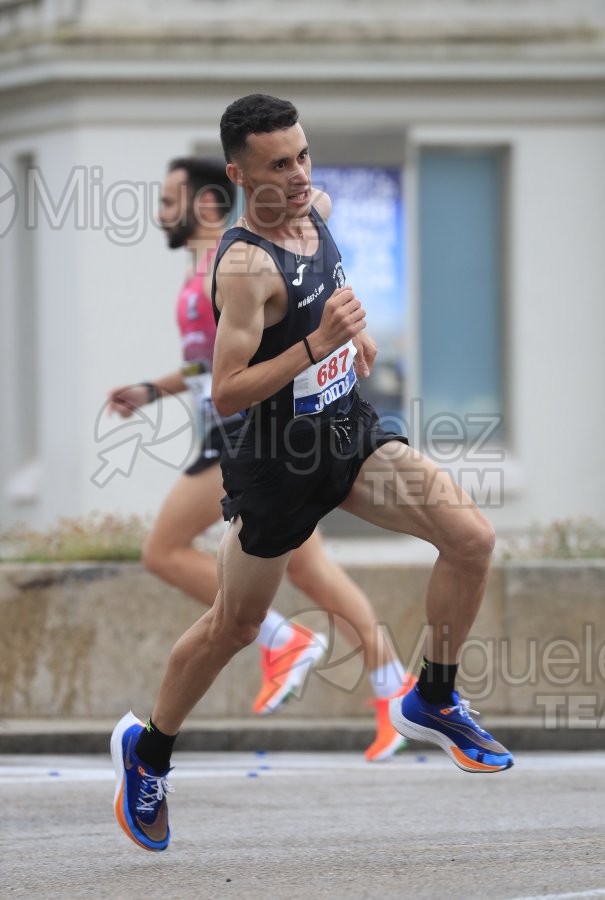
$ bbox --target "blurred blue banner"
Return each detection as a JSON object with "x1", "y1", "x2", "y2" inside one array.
[{"x1": 313, "y1": 165, "x2": 406, "y2": 416}]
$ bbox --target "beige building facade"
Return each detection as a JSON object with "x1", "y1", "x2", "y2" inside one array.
[{"x1": 1, "y1": 0, "x2": 604, "y2": 536}]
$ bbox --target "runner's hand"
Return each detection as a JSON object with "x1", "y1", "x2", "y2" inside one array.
[
  {"x1": 353, "y1": 333, "x2": 377, "y2": 377},
  {"x1": 315, "y1": 286, "x2": 366, "y2": 358},
  {"x1": 107, "y1": 384, "x2": 149, "y2": 418}
]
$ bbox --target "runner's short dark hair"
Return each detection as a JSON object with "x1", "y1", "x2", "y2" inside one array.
[
  {"x1": 220, "y1": 94, "x2": 299, "y2": 162},
  {"x1": 168, "y1": 156, "x2": 235, "y2": 214}
]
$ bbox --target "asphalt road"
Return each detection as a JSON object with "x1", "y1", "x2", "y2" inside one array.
[{"x1": 2, "y1": 751, "x2": 605, "y2": 899}]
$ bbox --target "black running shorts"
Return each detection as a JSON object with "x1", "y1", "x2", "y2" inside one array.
[
  {"x1": 220, "y1": 395, "x2": 408, "y2": 558},
  {"x1": 185, "y1": 419, "x2": 243, "y2": 476}
]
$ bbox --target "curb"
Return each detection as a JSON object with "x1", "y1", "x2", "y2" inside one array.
[{"x1": 1, "y1": 718, "x2": 604, "y2": 755}]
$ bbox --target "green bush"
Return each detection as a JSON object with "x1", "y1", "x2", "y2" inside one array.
[
  {"x1": 499, "y1": 517, "x2": 605, "y2": 561},
  {"x1": 0, "y1": 513, "x2": 151, "y2": 562}
]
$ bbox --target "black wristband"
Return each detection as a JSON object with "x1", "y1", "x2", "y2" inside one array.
[
  {"x1": 140, "y1": 382, "x2": 158, "y2": 404},
  {"x1": 302, "y1": 336, "x2": 316, "y2": 365}
]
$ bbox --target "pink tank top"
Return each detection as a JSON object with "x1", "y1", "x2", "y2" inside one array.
[
  {"x1": 176, "y1": 247, "x2": 218, "y2": 368},
  {"x1": 176, "y1": 247, "x2": 217, "y2": 415}
]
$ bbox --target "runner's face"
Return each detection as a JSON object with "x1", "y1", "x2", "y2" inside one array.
[
  {"x1": 239, "y1": 123, "x2": 312, "y2": 226},
  {"x1": 159, "y1": 169, "x2": 195, "y2": 249}
]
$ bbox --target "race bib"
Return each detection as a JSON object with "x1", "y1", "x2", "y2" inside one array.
[{"x1": 293, "y1": 340, "x2": 357, "y2": 416}]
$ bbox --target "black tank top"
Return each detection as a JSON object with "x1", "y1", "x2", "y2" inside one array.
[{"x1": 211, "y1": 206, "x2": 357, "y2": 440}]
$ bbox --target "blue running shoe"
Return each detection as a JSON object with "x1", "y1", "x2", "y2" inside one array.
[
  {"x1": 389, "y1": 687, "x2": 514, "y2": 773},
  {"x1": 110, "y1": 711, "x2": 173, "y2": 851}
]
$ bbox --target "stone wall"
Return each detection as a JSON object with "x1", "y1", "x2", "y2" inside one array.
[{"x1": 1, "y1": 560, "x2": 604, "y2": 727}]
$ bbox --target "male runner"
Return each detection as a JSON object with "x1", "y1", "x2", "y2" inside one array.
[
  {"x1": 111, "y1": 105, "x2": 512, "y2": 851},
  {"x1": 107, "y1": 157, "x2": 415, "y2": 815}
]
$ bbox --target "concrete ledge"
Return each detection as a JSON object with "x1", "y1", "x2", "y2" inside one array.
[
  {"x1": 1, "y1": 560, "x2": 605, "y2": 728},
  {"x1": 1, "y1": 716, "x2": 604, "y2": 755}
]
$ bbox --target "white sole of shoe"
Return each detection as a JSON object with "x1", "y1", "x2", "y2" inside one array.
[{"x1": 110, "y1": 711, "x2": 141, "y2": 811}]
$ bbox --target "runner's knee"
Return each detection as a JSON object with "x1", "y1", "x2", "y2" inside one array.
[
  {"x1": 443, "y1": 514, "x2": 495, "y2": 569},
  {"x1": 214, "y1": 615, "x2": 260, "y2": 651},
  {"x1": 234, "y1": 621, "x2": 261, "y2": 649},
  {"x1": 142, "y1": 534, "x2": 165, "y2": 577}
]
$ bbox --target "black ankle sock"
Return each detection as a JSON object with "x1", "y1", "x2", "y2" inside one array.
[
  {"x1": 417, "y1": 657, "x2": 458, "y2": 705},
  {"x1": 135, "y1": 718, "x2": 178, "y2": 773}
]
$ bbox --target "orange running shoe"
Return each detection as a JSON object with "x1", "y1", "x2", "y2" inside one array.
[
  {"x1": 364, "y1": 673, "x2": 418, "y2": 762},
  {"x1": 252, "y1": 624, "x2": 327, "y2": 715}
]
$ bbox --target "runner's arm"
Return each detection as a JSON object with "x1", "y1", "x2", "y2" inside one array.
[
  {"x1": 107, "y1": 370, "x2": 187, "y2": 417},
  {"x1": 212, "y1": 248, "x2": 366, "y2": 417},
  {"x1": 212, "y1": 255, "x2": 314, "y2": 417}
]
